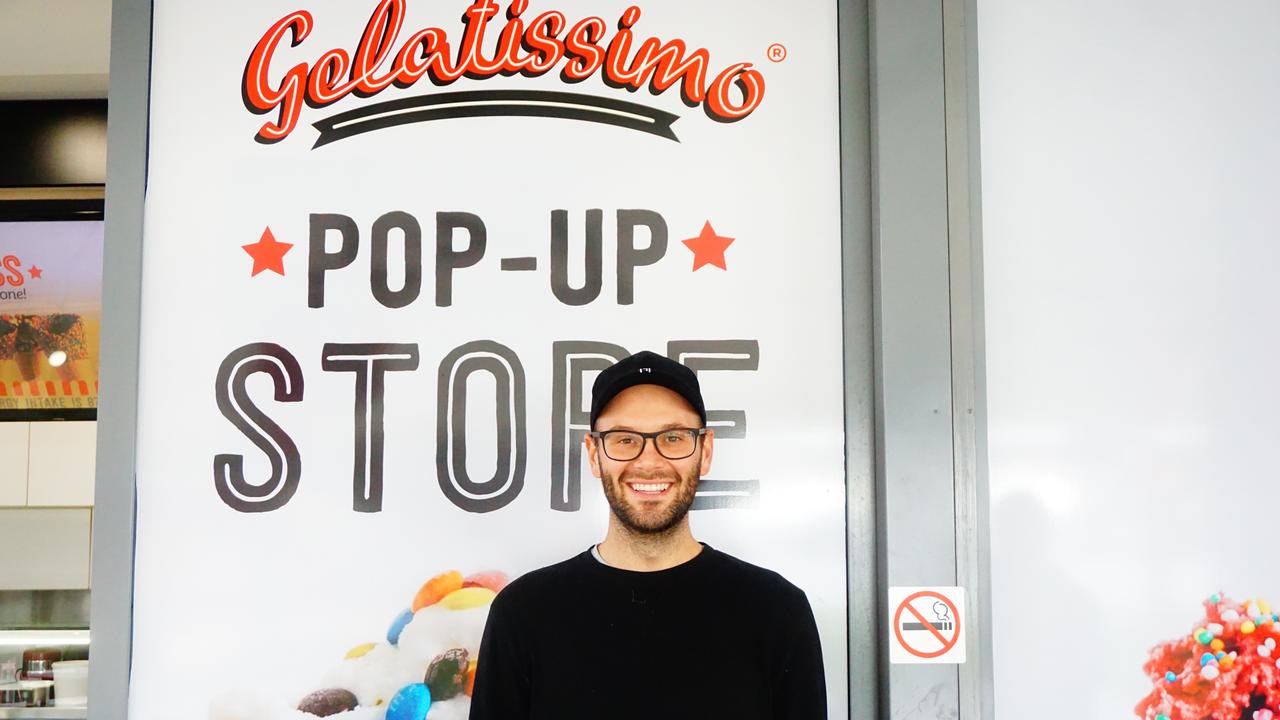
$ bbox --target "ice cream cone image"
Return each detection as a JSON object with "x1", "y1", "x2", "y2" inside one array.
[{"x1": 15, "y1": 350, "x2": 39, "y2": 381}]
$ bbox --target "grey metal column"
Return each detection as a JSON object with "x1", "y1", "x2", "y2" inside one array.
[
  {"x1": 839, "y1": 0, "x2": 878, "y2": 718},
  {"x1": 944, "y1": 0, "x2": 994, "y2": 718},
  {"x1": 87, "y1": 0, "x2": 151, "y2": 717},
  {"x1": 869, "y1": 0, "x2": 989, "y2": 717}
]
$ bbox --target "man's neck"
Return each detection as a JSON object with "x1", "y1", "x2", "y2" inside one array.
[{"x1": 596, "y1": 517, "x2": 703, "y2": 571}]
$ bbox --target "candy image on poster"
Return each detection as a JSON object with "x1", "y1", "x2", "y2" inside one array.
[
  {"x1": 211, "y1": 569, "x2": 505, "y2": 719},
  {"x1": 1137, "y1": 594, "x2": 1280, "y2": 720}
]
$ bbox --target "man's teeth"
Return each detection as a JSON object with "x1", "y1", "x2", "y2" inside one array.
[{"x1": 630, "y1": 483, "x2": 671, "y2": 492}]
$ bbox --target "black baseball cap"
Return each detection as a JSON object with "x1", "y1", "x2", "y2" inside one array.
[{"x1": 590, "y1": 351, "x2": 706, "y2": 429}]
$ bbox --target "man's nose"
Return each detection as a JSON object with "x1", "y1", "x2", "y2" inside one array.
[{"x1": 634, "y1": 437, "x2": 668, "y2": 464}]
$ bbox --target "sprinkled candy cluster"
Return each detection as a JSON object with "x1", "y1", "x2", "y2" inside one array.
[
  {"x1": 209, "y1": 569, "x2": 507, "y2": 720},
  {"x1": 1137, "y1": 593, "x2": 1280, "y2": 720}
]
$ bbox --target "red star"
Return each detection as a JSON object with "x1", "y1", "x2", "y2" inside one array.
[
  {"x1": 242, "y1": 227, "x2": 293, "y2": 277},
  {"x1": 28, "y1": 266, "x2": 43, "y2": 280},
  {"x1": 681, "y1": 221, "x2": 735, "y2": 271}
]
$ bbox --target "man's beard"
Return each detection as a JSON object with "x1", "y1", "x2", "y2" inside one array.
[{"x1": 601, "y1": 460, "x2": 700, "y2": 535}]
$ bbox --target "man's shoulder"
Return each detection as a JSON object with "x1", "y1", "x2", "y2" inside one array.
[
  {"x1": 704, "y1": 547, "x2": 810, "y2": 606},
  {"x1": 491, "y1": 551, "x2": 592, "y2": 608}
]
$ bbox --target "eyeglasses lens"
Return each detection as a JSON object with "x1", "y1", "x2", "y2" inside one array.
[{"x1": 603, "y1": 430, "x2": 697, "y2": 461}]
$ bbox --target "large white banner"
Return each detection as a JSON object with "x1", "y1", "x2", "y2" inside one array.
[
  {"x1": 133, "y1": 1, "x2": 848, "y2": 717},
  {"x1": 980, "y1": 3, "x2": 1280, "y2": 720}
]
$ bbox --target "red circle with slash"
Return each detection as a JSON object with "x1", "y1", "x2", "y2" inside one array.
[{"x1": 892, "y1": 590, "x2": 961, "y2": 658}]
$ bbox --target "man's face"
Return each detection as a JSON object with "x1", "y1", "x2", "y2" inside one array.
[{"x1": 585, "y1": 384, "x2": 714, "y2": 535}]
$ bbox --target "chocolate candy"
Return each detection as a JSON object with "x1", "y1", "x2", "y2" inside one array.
[
  {"x1": 297, "y1": 688, "x2": 358, "y2": 717},
  {"x1": 385, "y1": 683, "x2": 432, "y2": 720},
  {"x1": 387, "y1": 608, "x2": 415, "y2": 646},
  {"x1": 424, "y1": 648, "x2": 470, "y2": 701}
]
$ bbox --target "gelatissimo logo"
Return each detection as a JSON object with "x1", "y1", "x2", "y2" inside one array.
[{"x1": 242, "y1": 0, "x2": 766, "y2": 147}]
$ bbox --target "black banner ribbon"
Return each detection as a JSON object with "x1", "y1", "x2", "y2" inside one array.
[{"x1": 311, "y1": 89, "x2": 681, "y2": 148}]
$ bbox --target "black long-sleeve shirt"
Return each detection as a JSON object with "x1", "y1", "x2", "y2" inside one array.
[{"x1": 469, "y1": 544, "x2": 827, "y2": 720}]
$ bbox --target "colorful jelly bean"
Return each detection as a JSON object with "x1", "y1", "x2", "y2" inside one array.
[
  {"x1": 385, "y1": 683, "x2": 432, "y2": 720},
  {"x1": 1209, "y1": 593, "x2": 1221, "y2": 604},
  {"x1": 1200, "y1": 652, "x2": 1215, "y2": 666},
  {"x1": 344, "y1": 642, "x2": 376, "y2": 660},
  {"x1": 412, "y1": 571, "x2": 464, "y2": 612},
  {"x1": 1164, "y1": 671, "x2": 1176, "y2": 683},
  {"x1": 387, "y1": 608, "x2": 415, "y2": 646},
  {"x1": 466, "y1": 659, "x2": 478, "y2": 697},
  {"x1": 1210, "y1": 638, "x2": 1225, "y2": 652},
  {"x1": 1242, "y1": 620, "x2": 1257, "y2": 635},
  {"x1": 1195, "y1": 630, "x2": 1214, "y2": 644},
  {"x1": 463, "y1": 570, "x2": 510, "y2": 593},
  {"x1": 1201, "y1": 664, "x2": 1220, "y2": 680},
  {"x1": 1207, "y1": 623, "x2": 1224, "y2": 636},
  {"x1": 439, "y1": 586, "x2": 497, "y2": 611}
]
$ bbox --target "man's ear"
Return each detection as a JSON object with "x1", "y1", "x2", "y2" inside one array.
[
  {"x1": 698, "y1": 428, "x2": 714, "y2": 477},
  {"x1": 584, "y1": 433, "x2": 603, "y2": 479}
]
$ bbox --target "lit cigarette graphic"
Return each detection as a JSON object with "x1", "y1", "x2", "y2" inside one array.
[
  {"x1": 902, "y1": 621, "x2": 953, "y2": 631},
  {"x1": 903, "y1": 601, "x2": 954, "y2": 631}
]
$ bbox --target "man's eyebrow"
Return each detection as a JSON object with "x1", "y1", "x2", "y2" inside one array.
[{"x1": 599, "y1": 422, "x2": 693, "y2": 432}]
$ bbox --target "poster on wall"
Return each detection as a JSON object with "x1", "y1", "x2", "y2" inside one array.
[
  {"x1": 0, "y1": 219, "x2": 102, "y2": 416},
  {"x1": 132, "y1": 1, "x2": 849, "y2": 717}
]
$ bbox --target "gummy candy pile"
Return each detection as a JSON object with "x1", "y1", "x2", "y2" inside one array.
[
  {"x1": 211, "y1": 569, "x2": 506, "y2": 720},
  {"x1": 1136, "y1": 594, "x2": 1280, "y2": 720}
]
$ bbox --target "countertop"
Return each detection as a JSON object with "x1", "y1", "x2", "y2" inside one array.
[{"x1": 0, "y1": 709, "x2": 87, "y2": 719}]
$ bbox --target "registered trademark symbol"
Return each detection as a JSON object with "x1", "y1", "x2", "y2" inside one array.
[{"x1": 767, "y1": 43, "x2": 788, "y2": 62}]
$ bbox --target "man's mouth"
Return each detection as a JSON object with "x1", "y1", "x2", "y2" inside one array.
[{"x1": 626, "y1": 481, "x2": 672, "y2": 496}]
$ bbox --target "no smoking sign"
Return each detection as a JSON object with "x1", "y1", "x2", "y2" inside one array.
[{"x1": 888, "y1": 586, "x2": 966, "y2": 664}]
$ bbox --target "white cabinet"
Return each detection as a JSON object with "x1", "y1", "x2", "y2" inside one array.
[
  {"x1": 0, "y1": 422, "x2": 30, "y2": 506},
  {"x1": 27, "y1": 421, "x2": 97, "y2": 506},
  {"x1": 0, "y1": 508, "x2": 92, "y2": 589}
]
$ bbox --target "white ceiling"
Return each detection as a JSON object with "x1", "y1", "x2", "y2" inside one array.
[{"x1": 0, "y1": 0, "x2": 112, "y2": 100}]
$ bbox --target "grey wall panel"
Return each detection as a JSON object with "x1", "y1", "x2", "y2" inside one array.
[
  {"x1": 838, "y1": 0, "x2": 879, "y2": 718},
  {"x1": 943, "y1": 0, "x2": 994, "y2": 717},
  {"x1": 88, "y1": 0, "x2": 151, "y2": 717},
  {"x1": 869, "y1": 0, "x2": 984, "y2": 716},
  {"x1": 871, "y1": 0, "x2": 956, "y2": 584}
]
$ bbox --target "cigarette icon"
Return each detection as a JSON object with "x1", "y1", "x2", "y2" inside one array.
[
  {"x1": 903, "y1": 601, "x2": 954, "y2": 631},
  {"x1": 902, "y1": 621, "x2": 954, "y2": 631}
]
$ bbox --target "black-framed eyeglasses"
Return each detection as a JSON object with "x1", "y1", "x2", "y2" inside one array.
[{"x1": 589, "y1": 428, "x2": 707, "y2": 461}]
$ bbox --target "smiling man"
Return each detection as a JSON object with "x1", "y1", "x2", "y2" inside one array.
[{"x1": 470, "y1": 351, "x2": 827, "y2": 720}]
